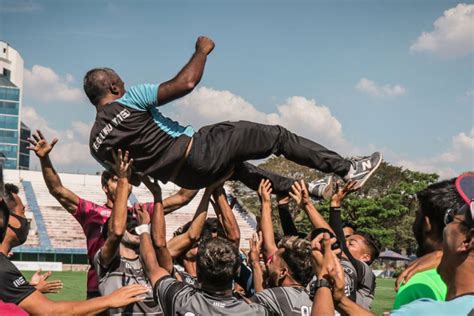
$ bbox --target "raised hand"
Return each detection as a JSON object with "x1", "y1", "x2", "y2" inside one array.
[
  {"x1": 27, "y1": 130, "x2": 58, "y2": 158},
  {"x1": 310, "y1": 232, "x2": 341, "y2": 278},
  {"x1": 196, "y1": 36, "x2": 215, "y2": 55},
  {"x1": 331, "y1": 180, "x2": 357, "y2": 208},
  {"x1": 289, "y1": 180, "x2": 310, "y2": 208},
  {"x1": 257, "y1": 179, "x2": 272, "y2": 204},
  {"x1": 106, "y1": 284, "x2": 148, "y2": 309},
  {"x1": 109, "y1": 149, "x2": 133, "y2": 179},
  {"x1": 134, "y1": 203, "x2": 151, "y2": 226},
  {"x1": 249, "y1": 231, "x2": 263, "y2": 264}
]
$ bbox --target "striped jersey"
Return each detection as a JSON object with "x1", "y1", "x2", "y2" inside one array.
[
  {"x1": 154, "y1": 276, "x2": 269, "y2": 315},
  {"x1": 253, "y1": 287, "x2": 313, "y2": 316}
]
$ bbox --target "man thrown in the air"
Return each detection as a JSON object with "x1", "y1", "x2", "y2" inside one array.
[{"x1": 84, "y1": 36, "x2": 382, "y2": 195}]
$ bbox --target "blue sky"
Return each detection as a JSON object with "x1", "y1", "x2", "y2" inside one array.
[{"x1": 0, "y1": 0, "x2": 472, "y2": 177}]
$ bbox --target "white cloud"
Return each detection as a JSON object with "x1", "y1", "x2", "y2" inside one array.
[
  {"x1": 355, "y1": 78, "x2": 406, "y2": 97},
  {"x1": 410, "y1": 3, "x2": 474, "y2": 58},
  {"x1": 24, "y1": 65, "x2": 84, "y2": 103},
  {"x1": 22, "y1": 106, "x2": 100, "y2": 172},
  {"x1": 173, "y1": 87, "x2": 354, "y2": 155},
  {"x1": 394, "y1": 128, "x2": 474, "y2": 179}
]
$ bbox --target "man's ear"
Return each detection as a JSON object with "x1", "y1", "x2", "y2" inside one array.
[
  {"x1": 360, "y1": 253, "x2": 371, "y2": 263},
  {"x1": 110, "y1": 83, "x2": 120, "y2": 95},
  {"x1": 423, "y1": 216, "x2": 432, "y2": 234}
]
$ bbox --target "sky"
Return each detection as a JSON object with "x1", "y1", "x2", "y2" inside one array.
[{"x1": 0, "y1": 0, "x2": 472, "y2": 178}]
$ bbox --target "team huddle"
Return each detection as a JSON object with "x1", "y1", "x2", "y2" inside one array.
[{"x1": 0, "y1": 36, "x2": 472, "y2": 315}]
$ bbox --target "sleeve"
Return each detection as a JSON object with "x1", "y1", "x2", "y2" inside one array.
[
  {"x1": 153, "y1": 275, "x2": 193, "y2": 315},
  {"x1": 0, "y1": 260, "x2": 36, "y2": 305},
  {"x1": 277, "y1": 204, "x2": 299, "y2": 237},
  {"x1": 252, "y1": 289, "x2": 280, "y2": 315},
  {"x1": 393, "y1": 281, "x2": 437, "y2": 310},
  {"x1": 116, "y1": 84, "x2": 159, "y2": 111},
  {"x1": 72, "y1": 198, "x2": 92, "y2": 226},
  {"x1": 93, "y1": 248, "x2": 111, "y2": 279}
]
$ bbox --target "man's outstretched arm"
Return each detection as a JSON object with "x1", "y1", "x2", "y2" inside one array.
[
  {"x1": 157, "y1": 36, "x2": 215, "y2": 106},
  {"x1": 27, "y1": 130, "x2": 79, "y2": 214}
]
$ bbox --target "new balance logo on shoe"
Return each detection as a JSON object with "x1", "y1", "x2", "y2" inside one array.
[{"x1": 362, "y1": 160, "x2": 372, "y2": 171}]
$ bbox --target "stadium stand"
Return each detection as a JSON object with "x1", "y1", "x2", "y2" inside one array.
[{"x1": 4, "y1": 169, "x2": 256, "y2": 263}]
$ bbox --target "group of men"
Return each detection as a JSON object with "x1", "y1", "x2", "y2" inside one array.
[{"x1": 0, "y1": 35, "x2": 472, "y2": 315}]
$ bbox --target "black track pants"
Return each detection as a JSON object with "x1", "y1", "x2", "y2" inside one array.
[{"x1": 174, "y1": 121, "x2": 350, "y2": 192}]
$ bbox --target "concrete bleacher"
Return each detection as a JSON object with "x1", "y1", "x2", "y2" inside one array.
[{"x1": 4, "y1": 169, "x2": 256, "y2": 252}]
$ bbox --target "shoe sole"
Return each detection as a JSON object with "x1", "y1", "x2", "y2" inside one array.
[
  {"x1": 352, "y1": 153, "x2": 383, "y2": 190},
  {"x1": 321, "y1": 176, "x2": 335, "y2": 199}
]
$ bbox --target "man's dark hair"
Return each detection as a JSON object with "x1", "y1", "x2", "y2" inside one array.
[
  {"x1": 417, "y1": 178, "x2": 464, "y2": 242},
  {"x1": 196, "y1": 237, "x2": 241, "y2": 290},
  {"x1": 278, "y1": 236, "x2": 313, "y2": 286},
  {"x1": 342, "y1": 221, "x2": 358, "y2": 232},
  {"x1": 4, "y1": 183, "x2": 19, "y2": 201},
  {"x1": 101, "y1": 170, "x2": 114, "y2": 188},
  {"x1": 356, "y1": 231, "x2": 380, "y2": 265},
  {"x1": 83, "y1": 68, "x2": 121, "y2": 105},
  {"x1": 201, "y1": 218, "x2": 225, "y2": 242}
]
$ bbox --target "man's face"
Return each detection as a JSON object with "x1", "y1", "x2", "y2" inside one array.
[
  {"x1": 345, "y1": 235, "x2": 370, "y2": 263},
  {"x1": 122, "y1": 230, "x2": 140, "y2": 249},
  {"x1": 266, "y1": 248, "x2": 286, "y2": 287},
  {"x1": 103, "y1": 176, "x2": 132, "y2": 202},
  {"x1": 442, "y1": 212, "x2": 471, "y2": 257},
  {"x1": 438, "y1": 210, "x2": 472, "y2": 283}
]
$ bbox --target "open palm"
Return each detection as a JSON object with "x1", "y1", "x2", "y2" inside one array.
[{"x1": 27, "y1": 130, "x2": 58, "y2": 158}]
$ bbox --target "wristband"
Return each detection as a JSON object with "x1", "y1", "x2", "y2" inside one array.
[
  {"x1": 135, "y1": 224, "x2": 150, "y2": 235},
  {"x1": 314, "y1": 278, "x2": 331, "y2": 290}
]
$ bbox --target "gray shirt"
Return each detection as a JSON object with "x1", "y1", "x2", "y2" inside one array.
[
  {"x1": 253, "y1": 287, "x2": 313, "y2": 316},
  {"x1": 154, "y1": 275, "x2": 269, "y2": 315},
  {"x1": 94, "y1": 249, "x2": 163, "y2": 315},
  {"x1": 341, "y1": 258, "x2": 375, "y2": 310}
]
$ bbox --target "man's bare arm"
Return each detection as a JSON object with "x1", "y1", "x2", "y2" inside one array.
[
  {"x1": 258, "y1": 179, "x2": 278, "y2": 258},
  {"x1": 167, "y1": 188, "x2": 212, "y2": 258},
  {"x1": 163, "y1": 188, "x2": 198, "y2": 215},
  {"x1": 212, "y1": 187, "x2": 240, "y2": 247},
  {"x1": 100, "y1": 150, "x2": 133, "y2": 267},
  {"x1": 19, "y1": 285, "x2": 148, "y2": 316},
  {"x1": 290, "y1": 180, "x2": 333, "y2": 233},
  {"x1": 140, "y1": 231, "x2": 170, "y2": 288},
  {"x1": 27, "y1": 130, "x2": 79, "y2": 214},
  {"x1": 141, "y1": 178, "x2": 174, "y2": 274},
  {"x1": 157, "y1": 36, "x2": 215, "y2": 106}
]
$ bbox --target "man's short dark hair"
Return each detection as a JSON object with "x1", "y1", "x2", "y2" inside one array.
[
  {"x1": 356, "y1": 231, "x2": 380, "y2": 265},
  {"x1": 101, "y1": 170, "x2": 114, "y2": 188},
  {"x1": 278, "y1": 236, "x2": 313, "y2": 286},
  {"x1": 342, "y1": 221, "x2": 358, "y2": 232},
  {"x1": 83, "y1": 68, "x2": 121, "y2": 105},
  {"x1": 201, "y1": 218, "x2": 225, "y2": 242},
  {"x1": 417, "y1": 178, "x2": 465, "y2": 242},
  {"x1": 4, "y1": 183, "x2": 19, "y2": 201},
  {"x1": 196, "y1": 237, "x2": 241, "y2": 290}
]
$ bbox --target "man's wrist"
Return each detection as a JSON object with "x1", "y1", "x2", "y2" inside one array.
[{"x1": 135, "y1": 224, "x2": 150, "y2": 235}]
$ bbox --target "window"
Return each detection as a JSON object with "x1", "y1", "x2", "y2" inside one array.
[
  {"x1": 0, "y1": 88, "x2": 19, "y2": 102},
  {"x1": 0, "y1": 144, "x2": 18, "y2": 158},
  {"x1": 0, "y1": 101, "x2": 19, "y2": 115},
  {"x1": 19, "y1": 153, "x2": 29, "y2": 169},
  {"x1": 0, "y1": 115, "x2": 18, "y2": 129},
  {"x1": 0, "y1": 130, "x2": 18, "y2": 144},
  {"x1": 3, "y1": 158, "x2": 17, "y2": 169}
]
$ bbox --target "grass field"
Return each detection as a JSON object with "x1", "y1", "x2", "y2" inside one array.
[{"x1": 22, "y1": 271, "x2": 396, "y2": 315}]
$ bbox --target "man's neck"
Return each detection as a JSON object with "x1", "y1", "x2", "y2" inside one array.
[
  {"x1": 119, "y1": 244, "x2": 139, "y2": 260},
  {"x1": 445, "y1": 257, "x2": 474, "y2": 300},
  {"x1": 281, "y1": 276, "x2": 303, "y2": 288},
  {"x1": 0, "y1": 240, "x2": 12, "y2": 256}
]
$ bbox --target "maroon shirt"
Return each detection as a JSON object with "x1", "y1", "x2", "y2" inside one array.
[{"x1": 73, "y1": 198, "x2": 153, "y2": 293}]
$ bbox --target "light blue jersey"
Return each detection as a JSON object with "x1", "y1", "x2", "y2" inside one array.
[
  {"x1": 391, "y1": 294, "x2": 473, "y2": 316},
  {"x1": 117, "y1": 84, "x2": 194, "y2": 137}
]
